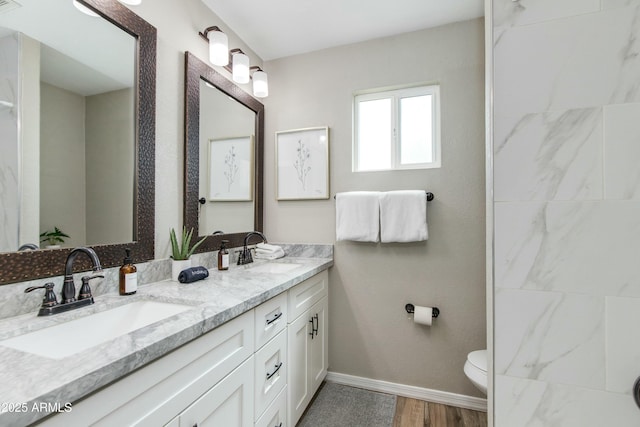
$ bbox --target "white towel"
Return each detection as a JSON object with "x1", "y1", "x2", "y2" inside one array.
[
  {"x1": 255, "y1": 243, "x2": 285, "y2": 259},
  {"x1": 335, "y1": 191, "x2": 380, "y2": 242},
  {"x1": 379, "y1": 190, "x2": 428, "y2": 242}
]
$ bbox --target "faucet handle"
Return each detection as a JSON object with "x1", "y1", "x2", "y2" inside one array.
[
  {"x1": 79, "y1": 275, "x2": 103, "y2": 300},
  {"x1": 25, "y1": 283, "x2": 58, "y2": 308}
]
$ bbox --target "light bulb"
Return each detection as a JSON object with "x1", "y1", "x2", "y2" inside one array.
[
  {"x1": 209, "y1": 30, "x2": 229, "y2": 66},
  {"x1": 232, "y1": 53, "x2": 250, "y2": 84},
  {"x1": 252, "y1": 70, "x2": 269, "y2": 98}
]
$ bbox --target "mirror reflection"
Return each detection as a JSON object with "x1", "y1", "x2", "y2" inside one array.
[
  {"x1": 198, "y1": 78, "x2": 255, "y2": 235},
  {"x1": 0, "y1": 0, "x2": 135, "y2": 253}
]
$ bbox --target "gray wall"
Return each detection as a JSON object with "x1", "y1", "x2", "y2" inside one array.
[
  {"x1": 493, "y1": 0, "x2": 640, "y2": 424},
  {"x1": 85, "y1": 88, "x2": 134, "y2": 245},
  {"x1": 264, "y1": 18, "x2": 486, "y2": 396},
  {"x1": 40, "y1": 82, "x2": 86, "y2": 248}
]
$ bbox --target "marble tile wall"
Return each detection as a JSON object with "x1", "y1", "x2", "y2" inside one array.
[
  {"x1": 493, "y1": 0, "x2": 640, "y2": 425},
  {"x1": 0, "y1": 34, "x2": 19, "y2": 253}
]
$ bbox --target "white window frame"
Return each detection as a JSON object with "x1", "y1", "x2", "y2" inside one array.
[{"x1": 353, "y1": 84, "x2": 441, "y2": 172}]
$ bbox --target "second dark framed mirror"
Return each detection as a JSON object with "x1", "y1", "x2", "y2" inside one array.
[{"x1": 184, "y1": 52, "x2": 264, "y2": 252}]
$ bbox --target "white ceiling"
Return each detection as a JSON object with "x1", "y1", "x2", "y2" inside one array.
[
  {"x1": 0, "y1": 0, "x2": 134, "y2": 96},
  {"x1": 202, "y1": 0, "x2": 484, "y2": 61}
]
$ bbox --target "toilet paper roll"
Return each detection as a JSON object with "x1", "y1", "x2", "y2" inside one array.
[{"x1": 413, "y1": 305, "x2": 433, "y2": 326}]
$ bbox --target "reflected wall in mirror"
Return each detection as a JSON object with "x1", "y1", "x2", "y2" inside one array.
[
  {"x1": 199, "y1": 78, "x2": 255, "y2": 235},
  {"x1": 185, "y1": 52, "x2": 264, "y2": 252},
  {"x1": 0, "y1": 0, "x2": 156, "y2": 284}
]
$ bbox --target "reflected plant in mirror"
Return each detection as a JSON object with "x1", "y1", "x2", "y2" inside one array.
[{"x1": 0, "y1": 0, "x2": 156, "y2": 284}]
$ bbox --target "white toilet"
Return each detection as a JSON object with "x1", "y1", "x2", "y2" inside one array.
[{"x1": 463, "y1": 349, "x2": 487, "y2": 395}]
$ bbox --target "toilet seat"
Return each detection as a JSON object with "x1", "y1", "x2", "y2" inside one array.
[
  {"x1": 463, "y1": 350, "x2": 487, "y2": 394},
  {"x1": 467, "y1": 350, "x2": 487, "y2": 372}
]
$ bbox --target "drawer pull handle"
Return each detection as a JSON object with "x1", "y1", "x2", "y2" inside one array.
[
  {"x1": 266, "y1": 312, "x2": 283, "y2": 325},
  {"x1": 266, "y1": 362, "x2": 283, "y2": 380},
  {"x1": 309, "y1": 316, "x2": 316, "y2": 339},
  {"x1": 310, "y1": 313, "x2": 319, "y2": 338}
]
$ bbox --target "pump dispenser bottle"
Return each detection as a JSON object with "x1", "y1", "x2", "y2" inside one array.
[
  {"x1": 119, "y1": 248, "x2": 137, "y2": 295},
  {"x1": 218, "y1": 240, "x2": 229, "y2": 271}
]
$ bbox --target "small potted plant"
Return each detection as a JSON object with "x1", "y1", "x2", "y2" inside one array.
[
  {"x1": 39, "y1": 226, "x2": 70, "y2": 249},
  {"x1": 170, "y1": 227, "x2": 207, "y2": 281}
]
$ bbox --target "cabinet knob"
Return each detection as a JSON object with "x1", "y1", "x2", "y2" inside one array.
[{"x1": 634, "y1": 375, "x2": 640, "y2": 410}]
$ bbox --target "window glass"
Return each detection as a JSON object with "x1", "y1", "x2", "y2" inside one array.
[{"x1": 353, "y1": 84, "x2": 440, "y2": 172}]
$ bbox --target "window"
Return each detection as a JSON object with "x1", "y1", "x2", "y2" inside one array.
[{"x1": 353, "y1": 85, "x2": 441, "y2": 171}]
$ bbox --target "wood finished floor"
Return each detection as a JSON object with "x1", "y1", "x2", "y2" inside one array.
[{"x1": 393, "y1": 397, "x2": 487, "y2": 427}]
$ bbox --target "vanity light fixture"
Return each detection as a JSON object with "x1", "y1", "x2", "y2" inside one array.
[
  {"x1": 72, "y1": 0, "x2": 99, "y2": 16},
  {"x1": 231, "y1": 49, "x2": 250, "y2": 84},
  {"x1": 199, "y1": 26, "x2": 229, "y2": 66},
  {"x1": 198, "y1": 27, "x2": 269, "y2": 97},
  {"x1": 251, "y1": 66, "x2": 269, "y2": 98}
]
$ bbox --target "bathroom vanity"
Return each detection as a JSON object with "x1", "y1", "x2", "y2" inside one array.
[{"x1": 0, "y1": 255, "x2": 331, "y2": 426}]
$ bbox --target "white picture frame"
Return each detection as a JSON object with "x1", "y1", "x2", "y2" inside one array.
[
  {"x1": 208, "y1": 136, "x2": 254, "y2": 201},
  {"x1": 276, "y1": 127, "x2": 330, "y2": 200}
]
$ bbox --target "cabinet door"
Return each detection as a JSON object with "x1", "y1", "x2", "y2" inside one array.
[
  {"x1": 309, "y1": 296, "x2": 328, "y2": 393},
  {"x1": 178, "y1": 356, "x2": 254, "y2": 427},
  {"x1": 287, "y1": 310, "x2": 313, "y2": 426}
]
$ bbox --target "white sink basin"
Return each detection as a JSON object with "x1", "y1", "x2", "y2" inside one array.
[
  {"x1": 249, "y1": 262, "x2": 301, "y2": 274},
  {"x1": 0, "y1": 300, "x2": 192, "y2": 359}
]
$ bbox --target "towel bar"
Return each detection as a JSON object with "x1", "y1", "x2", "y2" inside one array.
[{"x1": 333, "y1": 191, "x2": 434, "y2": 201}]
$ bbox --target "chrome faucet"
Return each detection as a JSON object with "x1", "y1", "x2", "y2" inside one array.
[
  {"x1": 238, "y1": 231, "x2": 267, "y2": 265},
  {"x1": 25, "y1": 247, "x2": 103, "y2": 316}
]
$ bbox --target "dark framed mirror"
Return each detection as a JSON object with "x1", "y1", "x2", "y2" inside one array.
[
  {"x1": 184, "y1": 52, "x2": 264, "y2": 252},
  {"x1": 0, "y1": 0, "x2": 156, "y2": 284}
]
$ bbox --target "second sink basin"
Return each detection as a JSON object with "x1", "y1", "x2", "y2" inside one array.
[
  {"x1": 249, "y1": 262, "x2": 301, "y2": 274},
  {"x1": 0, "y1": 300, "x2": 192, "y2": 359}
]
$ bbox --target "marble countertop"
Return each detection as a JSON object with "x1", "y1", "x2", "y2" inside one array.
[{"x1": 0, "y1": 255, "x2": 332, "y2": 426}]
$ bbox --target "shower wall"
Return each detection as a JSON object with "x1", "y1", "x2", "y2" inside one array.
[
  {"x1": 493, "y1": 0, "x2": 640, "y2": 425},
  {"x1": 0, "y1": 34, "x2": 19, "y2": 253}
]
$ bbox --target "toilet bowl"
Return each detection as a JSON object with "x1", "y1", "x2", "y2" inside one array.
[{"x1": 464, "y1": 349, "x2": 487, "y2": 395}]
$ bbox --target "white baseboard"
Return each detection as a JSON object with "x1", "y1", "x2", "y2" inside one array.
[{"x1": 325, "y1": 371, "x2": 487, "y2": 412}]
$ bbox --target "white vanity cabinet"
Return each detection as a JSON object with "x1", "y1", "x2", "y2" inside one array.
[
  {"x1": 38, "y1": 310, "x2": 255, "y2": 427},
  {"x1": 286, "y1": 270, "x2": 329, "y2": 426},
  {"x1": 35, "y1": 268, "x2": 329, "y2": 427}
]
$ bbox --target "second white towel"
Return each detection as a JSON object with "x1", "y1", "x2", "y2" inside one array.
[{"x1": 379, "y1": 190, "x2": 428, "y2": 242}]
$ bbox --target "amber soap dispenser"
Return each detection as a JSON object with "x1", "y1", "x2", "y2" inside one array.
[
  {"x1": 218, "y1": 240, "x2": 229, "y2": 271},
  {"x1": 119, "y1": 248, "x2": 137, "y2": 295}
]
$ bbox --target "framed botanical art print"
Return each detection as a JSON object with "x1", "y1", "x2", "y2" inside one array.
[
  {"x1": 208, "y1": 136, "x2": 254, "y2": 201},
  {"x1": 275, "y1": 127, "x2": 329, "y2": 200}
]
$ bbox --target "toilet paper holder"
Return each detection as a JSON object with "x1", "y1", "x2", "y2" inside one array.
[{"x1": 405, "y1": 303, "x2": 440, "y2": 318}]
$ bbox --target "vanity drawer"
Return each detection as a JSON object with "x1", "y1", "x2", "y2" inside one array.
[
  {"x1": 254, "y1": 329, "x2": 287, "y2": 420},
  {"x1": 255, "y1": 292, "x2": 288, "y2": 350},
  {"x1": 255, "y1": 386, "x2": 287, "y2": 427},
  {"x1": 288, "y1": 270, "x2": 328, "y2": 323}
]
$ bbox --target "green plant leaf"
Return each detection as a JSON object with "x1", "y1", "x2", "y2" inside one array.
[{"x1": 169, "y1": 226, "x2": 206, "y2": 260}]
